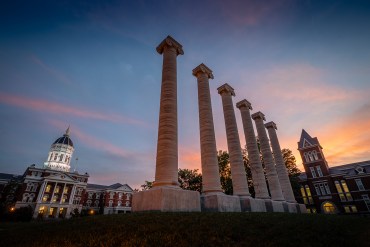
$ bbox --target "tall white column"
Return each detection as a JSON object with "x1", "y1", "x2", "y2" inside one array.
[
  {"x1": 236, "y1": 100, "x2": 270, "y2": 199},
  {"x1": 36, "y1": 181, "x2": 47, "y2": 203},
  {"x1": 192, "y1": 64, "x2": 223, "y2": 194},
  {"x1": 217, "y1": 83, "x2": 250, "y2": 197},
  {"x1": 153, "y1": 36, "x2": 184, "y2": 188},
  {"x1": 251, "y1": 111, "x2": 285, "y2": 201},
  {"x1": 265, "y1": 121, "x2": 296, "y2": 203}
]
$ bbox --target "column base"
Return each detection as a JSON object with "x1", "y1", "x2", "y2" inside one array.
[
  {"x1": 297, "y1": 203, "x2": 307, "y2": 213},
  {"x1": 201, "y1": 193, "x2": 241, "y2": 212},
  {"x1": 240, "y1": 196, "x2": 267, "y2": 212},
  {"x1": 264, "y1": 200, "x2": 286, "y2": 212},
  {"x1": 132, "y1": 186, "x2": 201, "y2": 212},
  {"x1": 287, "y1": 202, "x2": 299, "y2": 213}
]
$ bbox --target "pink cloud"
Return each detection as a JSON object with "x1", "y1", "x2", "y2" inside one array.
[{"x1": 0, "y1": 92, "x2": 147, "y2": 126}]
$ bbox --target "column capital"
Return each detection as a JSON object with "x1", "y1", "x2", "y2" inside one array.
[
  {"x1": 236, "y1": 99, "x2": 252, "y2": 110},
  {"x1": 192, "y1": 63, "x2": 214, "y2": 79},
  {"x1": 156, "y1": 35, "x2": 184, "y2": 55},
  {"x1": 251, "y1": 111, "x2": 266, "y2": 121},
  {"x1": 265, "y1": 121, "x2": 277, "y2": 130},
  {"x1": 217, "y1": 83, "x2": 235, "y2": 96}
]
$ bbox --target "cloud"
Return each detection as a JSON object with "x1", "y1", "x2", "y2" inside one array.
[
  {"x1": 0, "y1": 92, "x2": 147, "y2": 126},
  {"x1": 30, "y1": 55, "x2": 72, "y2": 85}
]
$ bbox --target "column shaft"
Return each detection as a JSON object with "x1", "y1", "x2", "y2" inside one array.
[
  {"x1": 266, "y1": 123, "x2": 296, "y2": 202},
  {"x1": 252, "y1": 113, "x2": 285, "y2": 201},
  {"x1": 154, "y1": 45, "x2": 179, "y2": 187},
  {"x1": 218, "y1": 85, "x2": 250, "y2": 196},
  {"x1": 194, "y1": 65, "x2": 222, "y2": 194},
  {"x1": 237, "y1": 102, "x2": 270, "y2": 199}
]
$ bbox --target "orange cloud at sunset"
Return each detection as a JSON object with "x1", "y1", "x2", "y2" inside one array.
[{"x1": 0, "y1": 92, "x2": 146, "y2": 126}]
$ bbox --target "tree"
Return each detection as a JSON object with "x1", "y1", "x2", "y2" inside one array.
[
  {"x1": 139, "y1": 169, "x2": 202, "y2": 192},
  {"x1": 217, "y1": 151, "x2": 233, "y2": 195},
  {"x1": 282, "y1": 148, "x2": 302, "y2": 197},
  {"x1": 140, "y1": 181, "x2": 153, "y2": 191},
  {"x1": 178, "y1": 169, "x2": 202, "y2": 192}
]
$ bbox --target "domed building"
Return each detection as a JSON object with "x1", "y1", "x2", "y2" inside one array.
[
  {"x1": 44, "y1": 127, "x2": 74, "y2": 172},
  {"x1": 0, "y1": 127, "x2": 134, "y2": 219}
]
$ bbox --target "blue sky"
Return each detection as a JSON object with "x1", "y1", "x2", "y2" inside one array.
[{"x1": 1, "y1": 0, "x2": 370, "y2": 189}]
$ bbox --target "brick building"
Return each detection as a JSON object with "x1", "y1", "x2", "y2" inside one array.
[
  {"x1": 297, "y1": 129, "x2": 370, "y2": 214},
  {"x1": 0, "y1": 127, "x2": 133, "y2": 219}
]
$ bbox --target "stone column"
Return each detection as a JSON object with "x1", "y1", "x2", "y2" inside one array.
[
  {"x1": 265, "y1": 121, "x2": 296, "y2": 203},
  {"x1": 236, "y1": 100, "x2": 270, "y2": 199},
  {"x1": 251, "y1": 111, "x2": 285, "y2": 201},
  {"x1": 192, "y1": 64, "x2": 223, "y2": 194},
  {"x1": 217, "y1": 84, "x2": 250, "y2": 197},
  {"x1": 153, "y1": 36, "x2": 184, "y2": 188},
  {"x1": 132, "y1": 36, "x2": 200, "y2": 212}
]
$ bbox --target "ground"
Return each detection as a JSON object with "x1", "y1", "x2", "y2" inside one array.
[{"x1": 1, "y1": 212, "x2": 369, "y2": 246}]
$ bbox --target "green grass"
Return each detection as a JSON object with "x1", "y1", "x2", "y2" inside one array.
[{"x1": 0, "y1": 213, "x2": 369, "y2": 247}]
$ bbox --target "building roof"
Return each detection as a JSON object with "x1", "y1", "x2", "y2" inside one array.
[
  {"x1": 52, "y1": 126, "x2": 74, "y2": 147},
  {"x1": 87, "y1": 183, "x2": 133, "y2": 191},
  {"x1": 298, "y1": 129, "x2": 321, "y2": 149},
  {"x1": 0, "y1": 173, "x2": 22, "y2": 181}
]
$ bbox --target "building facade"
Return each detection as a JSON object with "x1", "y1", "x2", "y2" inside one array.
[
  {"x1": 1, "y1": 127, "x2": 133, "y2": 219},
  {"x1": 297, "y1": 129, "x2": 370, "y2": 214}
]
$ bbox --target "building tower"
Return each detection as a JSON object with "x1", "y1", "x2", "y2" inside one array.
[{"x1": 44, "y1": 126, "x2": 74, "y2": 172}]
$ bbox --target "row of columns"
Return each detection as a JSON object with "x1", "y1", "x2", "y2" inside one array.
[
  {"x1": 133, "y1": 35, "x2": 297, "y2": 213},
  {"x1": 194, "y1": 69, "x2": 296, "y2": 203}
]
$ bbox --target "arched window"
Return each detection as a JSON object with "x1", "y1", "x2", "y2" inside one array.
[
  {"x1": 304, "y1": 153, "x2": 309, "y2": 162},
  {"x1": 28, "y1": 193, "x2": 35, "y2": 202},
  {"x1": 312, "y1": 150, "x2": 318, "y2": 160},
  {"x1": 125, "y1": 201, "x2": 130, "y2": 207},
  {"x1": 110, "y1": 192, "x2": 114, "y2": 199},
  {"x1": 322, "y1": 201, "x2": 337, "y2": 214},
  {"x1": 86, "y1": 200, "x2": 92, "y2": 207},
  {"x1": 46, "y1": 184, "x2": 52, "y2": 193},
  {"x1": 26, "y1": 182, "x2": 33, "y2": 191},
  {"x1": 95, "y1": 200, "x2": 99, "y2": 207},
  {"x1": 305, "y1": 185, "x2": 313, "y2": 204},
  {"x1": 126, "y1": 194, "x2": 131, "y2": 200},
  {"x1": 308, "y1": 152, "x2": 314, "y2": 162},
  {"x1": 108, "y1": 200, "x2": 113, "y2": 207},
  {"x1": 118, "y1": 201, "x2": 122, "y2": 207},
  {"x1": 22, "y1": 193, "x2": 29, "y2": 202},
  {"x1": 118, "y1": 193, "x2": 122, "y2": 199}
]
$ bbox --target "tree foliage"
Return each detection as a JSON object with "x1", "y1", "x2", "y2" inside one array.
[
  {"x1": 178, "y1": 169, "x2": 202, "y2": 192},
  {"x1": 282, "y1": 148, "x2": 302, "y2": 197},
  {"x1": 217, "y1": 151, "x2": 233, "y2": 195}
]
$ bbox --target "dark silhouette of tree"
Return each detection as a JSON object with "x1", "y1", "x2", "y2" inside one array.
[
  {"x1": 217, "y1": 151, "x2": 233, "y2": 195},
  {"x1": 178, "y1": 169, "x2": 202, "y2": 193}
]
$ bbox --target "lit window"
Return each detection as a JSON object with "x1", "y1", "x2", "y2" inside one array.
[
  {"x1": 322, "y1": 201, "x2": 336, "y2": 214},
  {"x1": 52, "y1": 195, "x2": 59, "y2": 203},
  {"x1": 350, "y1": 205, "x2": 357, "y2": 213},
  {"x1": 344, "y1": 206, "x2": 350, "y2": 213},
  {"x1": 355, "y1": 179, "x2": 365, "y2": 191},
  {"x1": 43, "y1": 195, "x2": 49, "y2": 202},
  {"x1": 316, "y1": 166, "x2": 323, "y2": 177},
  {"x1": 55, "y1": 186, "x2": 60, "y2": 194},
  {"x1": 64, "y1": 187, "x2": 69, "y2": 194},
  {"x1": 45, "y1": 184, "x2": 51, "y2": 193},
  {"x1": 305, "y1": 185, "x2": 314, "y2": 204},
  {"x1": 310, "y1": 167, "x2": 317, "y2": 178},
  {"x1": 341, "y1": 180, "x2": 353, "y2": 201},
  {"x1": 335, "y1": 181, "x2": 346, "y2": 202},
  {"x1": 300, "y1": 186, "x2": 308, "y2": 204},
  {"x1": 62, "y1": 195, "x2": 67, "y2": 203}
]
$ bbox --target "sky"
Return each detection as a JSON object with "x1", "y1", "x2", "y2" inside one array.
[{"x1": 1, "y1": 0, "x2": 370, "y2": 189}]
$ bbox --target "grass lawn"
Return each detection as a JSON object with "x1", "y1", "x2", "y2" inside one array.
[{"x1": 0, "y1": 212, "x2": 369, "y2": 247}]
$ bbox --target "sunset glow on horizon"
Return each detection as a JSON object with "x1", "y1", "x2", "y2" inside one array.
[{"x1": 1, "y1": 0, "x2": 369, "y2": 189}]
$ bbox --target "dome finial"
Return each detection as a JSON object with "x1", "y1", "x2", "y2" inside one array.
[{"x1": 65, "y1": 125, "x2": 70, "y2": 136}]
